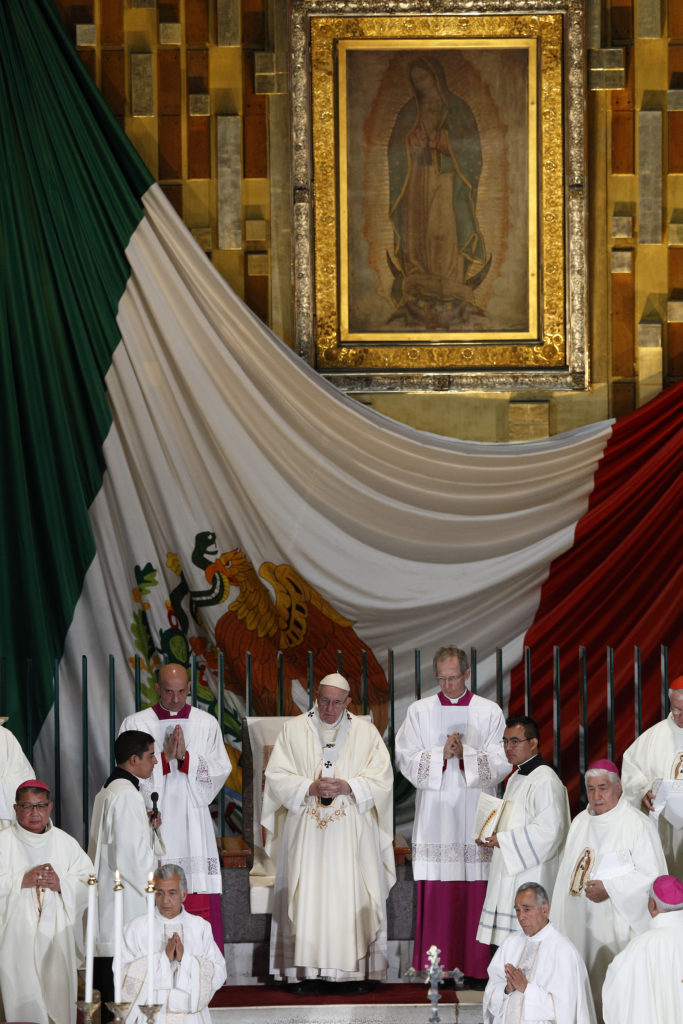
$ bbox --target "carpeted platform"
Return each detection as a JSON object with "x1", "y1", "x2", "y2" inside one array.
[{"x1": 210, "y1": 983, "x2": 463, "y2": 1007}]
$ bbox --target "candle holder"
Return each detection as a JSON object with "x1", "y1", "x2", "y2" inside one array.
[
  {"x1": 76, "y1": 997, "x2": 101, "y2": 1024},
  {"x1": 138, "y1": 1003, "x2": 163, "y2": 1024},
  {"x1": 105, "y1": 1000, "x2": 132, "y2": 1024}
]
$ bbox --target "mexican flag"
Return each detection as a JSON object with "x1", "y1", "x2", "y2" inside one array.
[{"x1": 2, "y1": 1, "x2": 681, "y2": 837}]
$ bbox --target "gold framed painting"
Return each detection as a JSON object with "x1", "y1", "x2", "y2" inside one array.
[{"x1": 290, "y1": 1, "x2": 588, "y2": 391}]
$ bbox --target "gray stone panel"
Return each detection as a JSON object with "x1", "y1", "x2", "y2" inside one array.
[
  {"x1": 638, "y1": 111, "x2": 662, "y2": 244},
  {"x1": 217, "y1": 0, "x2": 240, "y2": 47},
  {"x1": 637, "y1": 0, "x2": 662, "y2": 38},
  {"x1": 217, "y1": 116, "x2": 242, "y2": 250},
  {"x1": 131, "y1": 54, "x2": 154, "y2": 117}
]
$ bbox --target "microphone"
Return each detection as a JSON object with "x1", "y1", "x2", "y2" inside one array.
[{"x1": 151, "y1": 792, "x2": 159, "y2": 827}]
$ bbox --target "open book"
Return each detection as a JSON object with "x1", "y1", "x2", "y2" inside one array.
[{"x1": 472, "y1": 792, "x2": 506, "y2": 842}]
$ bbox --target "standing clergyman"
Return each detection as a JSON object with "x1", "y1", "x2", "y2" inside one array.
[
  {"x1": 0, "y1": 779, "x2": 93, "y2": 1024},
  {"x1": 262, "y1": 672, "x2": 395, "y2": 991},
  {"x1": 396, "y1": 645, "x2": 508, "y2": 987}
]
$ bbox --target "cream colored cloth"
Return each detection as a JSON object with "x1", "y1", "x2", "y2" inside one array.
[
  {"x1": 602, "y1": 907, "x2": 683, "y2": 1024},
  {"x1": 0, "y1": 725, "x2": 34, "y2": 826},
  {"x1": 478, "y1": 764, "x2": 570, "y2": 944},
  {"x1": 0, "y1": 820, "x2": 92, "y2": 1024},
  {"x1": 88, "y1": 777, "x2": 158, "y2": 956},
  {"x1": 484, "y1": 923, "x2": 596, "y2": 1024},
  {"x1": 116, "y1": 906, "x2": 226, "y2": 1024},
  {"x1": 621, "y1": 714, "x2": 683, "y2": 875},
  {"x1": 550, "y1": 795, "x2": 667, "y2": 1019},
  {"x1": 395, "y1": 692, "x2": 509, "y2": 881},
  {"x1": 261, "y1": 707, "x2": 395, "y2": 980},
  {"x1": 119, "y1": 705, "x2": 230, "y2": 894}
]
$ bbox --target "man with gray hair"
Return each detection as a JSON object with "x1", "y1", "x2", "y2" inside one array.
[
  {"x1": 396, "y1": 645, "x2": 508, "y2": 987},
  {"x1": 484, "y1": 882, "x2": 596, "y2": 1024},
  {"x1": 262, "y1": 672, "x2": 395, "y2": 991},
  {"x1": 602, "y1": 873, "x2": 683, "y2": 1023},
  {"x1": 551, "y1": 760, "x2": 666, "y2": 1019},
  {"x1": 621, "y1": 675, "x2": 683, "y2": 874},
  {"x1": 115, "y1": 863, "x2": 226, "y2": 1024}
]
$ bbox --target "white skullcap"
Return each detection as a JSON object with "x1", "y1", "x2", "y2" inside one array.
[{"x1": 318, "y1": 672, "x2": 350, "y2": 693}]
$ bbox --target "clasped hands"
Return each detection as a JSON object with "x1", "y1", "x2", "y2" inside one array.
[
  {"x1": 443, "y1": 731, "x2": 463, "y2": 761},
  {"x1": 504, "y1": 963, "x2": 527, "y2": 994},
  {"x1": 164, "y1": 724, "x2": 186, "y2": 762},
  {"x1": 165, "y1": 931, "x2": 184, "y2": 962},
  {"x1": 309, "y1": 778, "x2": 352, "y2": 799},
  {"x1": 22, "y1": 862, "x2": 60, "y2": 891}
]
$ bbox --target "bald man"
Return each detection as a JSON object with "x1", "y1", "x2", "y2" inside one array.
[{"x1": 119, "y1": 664, "x2": 231, "y2": 948}]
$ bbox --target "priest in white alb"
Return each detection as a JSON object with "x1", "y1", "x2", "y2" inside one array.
[
  {"x1": 0, "y1": 779, "x2": 93, "y2": 1024},
  {"x1": 602, "y1": 873, "x2": 683, "y2": 1024},
  {"x1": 396, "y1": 645, "x2": 508, "y2": 986},
  {"x1": 0, "y1": 724, "x2": 34, "y2": 827},
  {"x1": 483, "y1": 882, "x2": 596, "y2": 1024},
  {"x1": 262, "y1": 672, "x2": 395, "y2": 990},
  {"x1": 119, "y1": 662, "x2": 231, "y2": 948},
  {"x1": 550, "y1": 759, "x2": 666, "y2": 1019},
  {"x1": 476, "y1": 715, "x2": 570, "y2": 946},
  {"x1": 621, "y1": 675, "x2": 683, "y2": 875},
  {"x1": 116, "y1": 864, "x2": 226, "y2": 1023}
]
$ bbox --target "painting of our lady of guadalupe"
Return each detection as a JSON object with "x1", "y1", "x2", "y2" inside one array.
[{"x1": 343, "y1": 45, "x2": 533, "y2": 340}]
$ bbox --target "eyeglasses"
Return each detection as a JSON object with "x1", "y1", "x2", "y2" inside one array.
[
  {"x1": 503, "y1": 738, "x2": 529, "y2": 747},
  {"x1": 436, "y1": 674, "x2": 465, "y2": 684},
  {"x1": 318, "y1": 697, "x2": 346, "y2": 708},
  {"x1": 16, "y1": 802, "x2": 50, "y2": 811}
]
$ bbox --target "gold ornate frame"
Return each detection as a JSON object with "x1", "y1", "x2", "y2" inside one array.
[{"x1": 290, "y1": 1, "x2": 588, "y2": 392}]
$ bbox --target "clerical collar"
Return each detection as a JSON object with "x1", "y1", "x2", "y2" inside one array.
[
  {"x1": 517, "y1": 753, "x2": 545, "y2": 776},
  {"x1": 438, "y1": 689, "x2": 473, "y2": 707},
  {"x1": 153, "y1": 702, "x2": 191, "y2": 720},
  {"x1": 104, "y1": 766, "x2": 140, "y2": 790}
]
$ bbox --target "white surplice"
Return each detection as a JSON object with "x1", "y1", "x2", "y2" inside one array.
[
  {"x1": 119, "y1": 705, "x2": 230, "y2": 894},
  {"x1": 395, "y1": 692, "x2": 508, "y2": 880},
  {"x1": 483, "y1": 922, "x2": 596, "y2": 1024},
  {"x1": 621, "y1": 714, "x2": 683, "y2": 875},
  {"x1": 550, "y1": 795, "x2": 667, "y2": 1019},
  {"x1": 0, "y1": 820, "x2": 92, "y2": 1024},
  {"x1": 478, "y1": 761, "x2": 570, "y2": 944},
  {"x1": 88, "y1": 776, "x2": 159, "y2": 956},
  {"x1": 0, "y1": 725, "x2": 34, "y2": 826},
  {"x1": 261, "y1": 707, "x2": 395, "y2": 980},
  {"x1": 602, "y1": 907, "x2": 683, "y2": 1024},
  {"x1": 116, "y1": 906, "x2": 226, "y2": 1024}
]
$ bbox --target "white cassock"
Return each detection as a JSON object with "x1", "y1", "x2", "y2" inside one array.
[
  {"x1": 550, "y1": 795, "x2": 667, "y2": 1018},
  {"x1": 602, "y1": 907, "x2": 683, "y2": 1024},
  {"x1": 621, "y1": 714, "x2": 683, "y2": 875},
  {"x1": 0, "y1": 820, "x2": 92, "y2": 1024},
  {"x1": 261, "y1": 707, "x2": 395, "y2": 981},
  {"x1": 88, "y1": 775, "x2": 159, "y2": 955},
  {"x1": 119, "y1": 705, "x2": 230, "y2": 894},
  {"x1": 478, "y1": 757, "x2": 570, "y2": 945},
  {"x1": 483, "y1": 923, "x2": 597, "y2": 1024},
  {"x1": 116, "y1": 906, "x2": 227, "y2": 1024},
  {"x1": 0, "y1": 725, "x2": 34, "y2": 827}
]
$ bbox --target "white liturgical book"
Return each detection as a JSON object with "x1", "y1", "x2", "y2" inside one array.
[
  {"x1": 651, "y1": 778, "x2": 683, "y2": 829},
  {"x1": 472, "y1": 792, "x2": 506, "y2": 842},
  {"x1": 592, "y1": 849, "x2": 635, "y2": 881}
]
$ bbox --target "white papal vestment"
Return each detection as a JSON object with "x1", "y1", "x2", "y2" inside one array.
[
  {"x1": 262, "y1": 707, "x2": 395, "y2": 981},
  {"x1": 0, "y1": 725, "x2": 33, "y2": 826},
  {"x1": 88, "y1": 775, "x2": 159, "y2": 955},
  {"x1": 116, "y1": 906, "x2": 226, "y2": 1024},
  {"x1": 395, "y1": 692, "x2": 508, "y2": 881},
  {"x1": 0, "y1": 820, "x2": 92, "y2": 1024},
  {"x1": 551, "y1": 795, "x2": 666, "y2": 1018},
  {"x1": 483, "y1": 922, "x2": 596, "y2": 1024},
  {"x1": 602, "y1": 907, "x2": 683, "y2": 1024},
  {"x1": 478, "y1": 759, "x2": 570, "y2": 945},
  {"x1": 119, "y1": 705, "x2": 230, "y2": 894},
  {"x1": 621, "y1": 714, "x2": 683, "y2": 875}
]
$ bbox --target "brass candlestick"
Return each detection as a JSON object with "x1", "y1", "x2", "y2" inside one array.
[
  {"x1": 76, "y1": 997, "x2": 101, "y2": 1024},
  {"x1": 105, "y1": 1001, "x2": 132, "y2": 1024},
  {"x1": 138, "y1": 1004, "x2": 163, "y2": 1024}
]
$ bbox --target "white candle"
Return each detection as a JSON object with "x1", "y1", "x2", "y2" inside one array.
[
  {"x1": 113, "y1": 869, "x2": 123, "y2": 1002},
  {"x1": 146, "y1": 873, "x2": 156, "y2": 1004},
  {"x1": 84, "y1": 874, "x2": 98, "y2": 1002}
]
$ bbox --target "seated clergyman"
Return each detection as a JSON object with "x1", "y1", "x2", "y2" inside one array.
[
  {"x1": 483, "y1": 882, "x2": 596, "y2": 1024},
  {"x1": 114, "y1": 864, "x2": 226, "y2": 1024}
]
